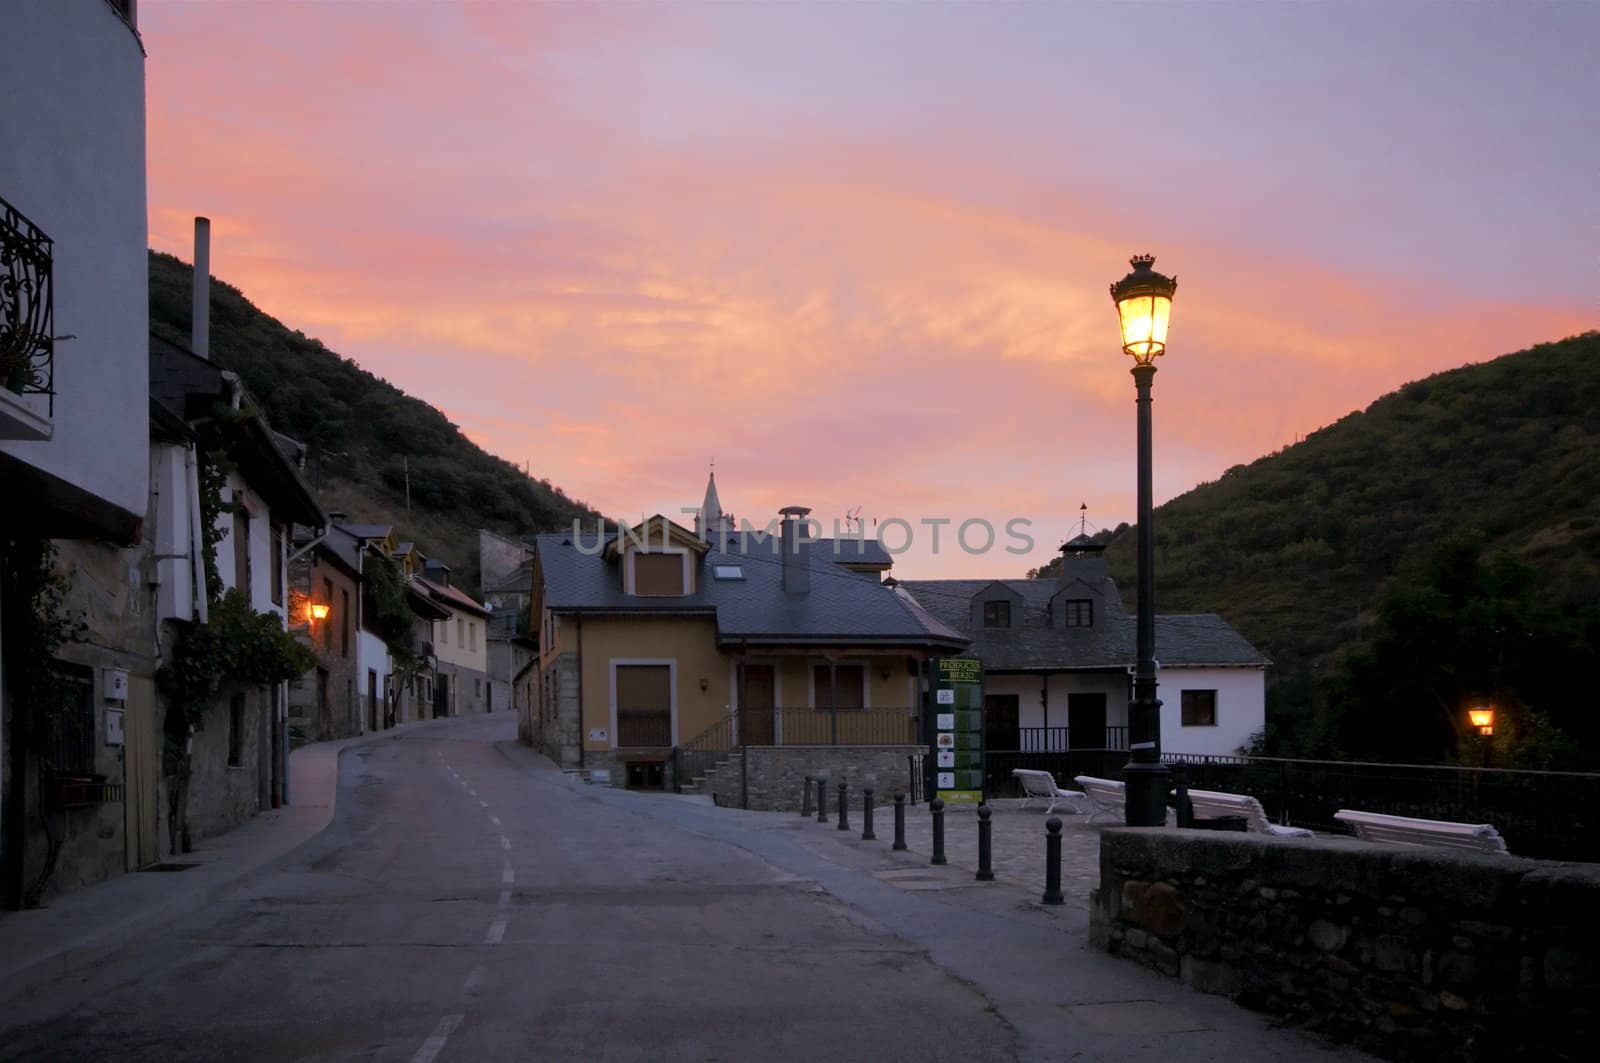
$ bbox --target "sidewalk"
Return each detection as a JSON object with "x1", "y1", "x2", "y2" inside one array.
[{"x1": 0, "y1": 724, "x2": 389, "y2": 1003}]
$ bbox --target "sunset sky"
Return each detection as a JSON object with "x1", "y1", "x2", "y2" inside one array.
[{"x1": 141, "y1": 1, "x2": 1596, "y2": 578}]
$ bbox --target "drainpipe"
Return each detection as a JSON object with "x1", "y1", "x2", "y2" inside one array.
[{"x1": 575, "y1": 614, "x2": 585, "y2": 769}]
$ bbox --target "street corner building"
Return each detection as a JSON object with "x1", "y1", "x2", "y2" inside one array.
[{"x1": 524, "y1": 491, "x2": 968, "y2": 808}]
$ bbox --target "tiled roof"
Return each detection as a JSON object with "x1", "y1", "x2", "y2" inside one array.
[
  {"x1": 534, "y1": 533, "x2": 966, "y2": 649},
  {"x1": 896, "y1": 573, "x2": 1267, "y2": 671},
  {"x1": 413, "y1": 574, "x2": 490, "y2": 617},
  {"x1": 338, "y1": 523, "x2": 393, "y2": 542}
]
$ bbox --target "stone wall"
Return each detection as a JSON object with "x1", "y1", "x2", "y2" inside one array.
[
  {"x1": 709, "y1": 746, "x2": 922, "y2": 811},
  {"x1": 537, "y1": 653, "x2": 581, "y2": 768},
  {"x1": 184, "y1": 685, "x2": 272, "y2": 843},
  {"x1": 1090, "y1": 828, "x2": 1600, "y2": 1061}
]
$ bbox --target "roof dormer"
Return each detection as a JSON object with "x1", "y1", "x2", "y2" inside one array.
[
  {"x1": 969, "y1": 581, "x2": 1023, "y2": 630},
  {"x1": 608, "y1": 514, "x2": 709, "y2": 597}
]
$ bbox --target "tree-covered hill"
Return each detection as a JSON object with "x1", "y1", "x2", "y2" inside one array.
[
  {"x1": 1033, "y1": 332, "x2": 1600, "y2": 758},
  {"x1": 149, "y1": 251, "x2": 595, "y2": 589}
]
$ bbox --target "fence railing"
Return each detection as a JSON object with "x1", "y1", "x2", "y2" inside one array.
[
  {"x1": 672, "y1": 712, "x2": 738, "y2": 793},
  {"x1": 1162, "y1": 752, "x2": 1600, "y2": 862},
  {"x1": 1011, "y1": 726, "x2": 1128, "y2": 752},
  {"x1": 773, "y1": 706, "x2": 919, "y2": 746},
  {"x1": 617, "y1": 709, "x2": 672, "y2": 748}
]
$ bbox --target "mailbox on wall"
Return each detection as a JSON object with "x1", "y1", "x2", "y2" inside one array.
[{"x1": 103, "y1": 669, "x2": 129, "y2": 702}]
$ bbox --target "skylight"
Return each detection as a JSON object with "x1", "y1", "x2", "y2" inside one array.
[{"x1": 713, "y1": 564, "x2": 744, "y2": 580}]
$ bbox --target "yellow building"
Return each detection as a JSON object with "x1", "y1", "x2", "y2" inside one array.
[{"x1": 527, "y1": 489, "x2": 966, "y2": 805}]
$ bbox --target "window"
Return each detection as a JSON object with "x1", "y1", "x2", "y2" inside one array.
[
  {"x1": 47, "y1": 664, "x2": 95, "y2": 776},
  {"x1": 474, "y1": 678, "x2": 482, "y2": 697},
  {"x1": 713, "y1": 564, "x2": 744, "y2": 580},
  {"x1": 341, "y1": 589, "x2": 351, "y2": 658},
  {"x1": 1181, "y1": 689, "x2": 1218, "y2": 727},
  {"x1": 228, "y1": 692, "x2": 246, "y2": 766},
  {"x1": 469, "y1": 622, "x2": 477, "y2": 652},
  {"x1": 233, "y1": 505, "x2": 252, "y2": 599},
  {"x1": 457, "y1": 618, "x2": 464, "y2": 646},
  {"x1": 982, "y1": 600, "x2": 1011, "y2": 628},
  {"x1": 633, "y1": 552, "x2": 685, "y2": 596},
  {"x1": 812, "y1": 664, "x2": 865, "y2": 709},
  {"x1": 322, "y1": 578, "x2": 334, "y2": 651},
  {"x1": 440, "y1": 619, "x2": 448, "y2": 646},
  {"x1": 1061, "y1": 599, "x2": 1093, "y2": 627},
  {"x1": 270, "y1": 524, "x2": 284, "y2": 606},
  {"x1": 615, "y1": 664, "x2": 672, "y2": 746}
]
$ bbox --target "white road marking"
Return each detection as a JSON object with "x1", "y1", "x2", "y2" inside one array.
[
  {"x1": 489, "y1": 815, "x2": 500, "y2": 826},
  {"x1": 497, "y1": 888, "x2": 512, "y2": 910},
  {"x1": 479, "y1": 800, "x2": 489, "y2": 809},
  {"x1": 501, "y1": 866, "x2": 515, "y2": 886},
  {"x1": 484, "y1": 917, "x2": 507, "y2": 945},
  {"x1": 468, "y1": 789, "x2": 477, "y2": 797},
  {"x1": 409, "y1": 1013, "x2": 463, "y2": 1063},
  {"x1": 462, "y1": 965, "x2": 485, "y2": 994},
  {"x1": 499, "y1": 836, "x2": 511, "y2": 851}
]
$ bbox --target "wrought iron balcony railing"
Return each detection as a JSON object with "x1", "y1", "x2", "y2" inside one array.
[{"x1": 1, "y1": 194, "x2": 54, "y2": 413}]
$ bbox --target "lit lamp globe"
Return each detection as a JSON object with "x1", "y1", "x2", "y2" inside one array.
[
  {"x1": 1468, "y1": 707, "x2": 1495, "y2": 736},
  {"x1": 309, "y1": 602, "x2": 330, "y2": 622},
  {"x1": 1110, "y1": 254, "x2": 1178, "y2": 365}
]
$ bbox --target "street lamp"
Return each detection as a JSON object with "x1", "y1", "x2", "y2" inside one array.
[
  {"x1": 1111, "y1": 254, "x2": 1178, "y2": 827},
  {"x1": 1468, "y1": 706, "x2": 1495, "y2": 736},
  {"x1": 309, "y1": 601, "x2": 330, "y2": 622}
]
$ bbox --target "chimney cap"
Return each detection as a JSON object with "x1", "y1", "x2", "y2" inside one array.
[{"x1": 779, "y1": 505, "x2": 812, "y2": 518}]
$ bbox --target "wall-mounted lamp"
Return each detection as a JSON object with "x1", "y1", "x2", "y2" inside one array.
[
  {"x1": 1468, "y1": 706, "x2": 1495, "y2": 736},
  {"x1": 309, "y1": 602, "x2": 330, "y2": 622}
]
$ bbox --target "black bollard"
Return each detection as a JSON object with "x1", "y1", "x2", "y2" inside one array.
[
  {"x1": 837, "y1": 782, "x2": 850, "y2": 831},
  {"x1": 862, "y1": 787, "x2": 876, "y2": 841},
  {"x1": 893, "y1": 793, "x2": 907, "y2": 851},
  {"x1": 817, "y1": 777, "x2": 828, "y2": 823},
  {"x1": 1172, "y1": 760, "x2": 1193, "y2": 828},
  {"x1": 930, "y1": 798, "x2": 947, "y2": 865},
  {"x1": 801, "y1": 775, "x2": 813, "y2": 818},
  {"x1": 1042, "y1": 816, "x2": 1064, "y2": 905},
  {"x1": 976, "y1": 805, "x2": 995, "y2": 881}
]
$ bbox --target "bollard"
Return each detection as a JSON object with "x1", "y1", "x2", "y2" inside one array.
[
  {"x1": 837, "y1": 782, "x2": 850, "y2": 831},
  {"x1": 1172, "y1": 760, "x2": 1193, "y2": 828},
  {"x1": 862, "y1": 787, "x2": 876, "y2": 841},
  {"x1": 930, "y1": 798, "x2": 947, "y2": 865},
  {"x1": 801, "y1": 775, "x2": 813, "y2": 818},
  {"x1": 976, "y1": 805, "x2": 995, "y2": 881},
  {"x1": 893, "y1": 793, "x2": 907, "y2": 850},
  {"x1": 1041, "y1": 817, "x2": 1064, "y2": 905},
  {"x1": 817, "y1": 777, "x2": 828, "y2": 823}
]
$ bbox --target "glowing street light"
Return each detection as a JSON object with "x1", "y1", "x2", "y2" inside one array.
[
  {"x1": 1110, "y1": 254, "x2": 1178, "y2": 828},
  {"x1": 1469, "y1": 706, "x2": 1495, "y2": 736}
]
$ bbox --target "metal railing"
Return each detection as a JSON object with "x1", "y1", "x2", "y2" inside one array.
[
  {"x1": 673, "y1": 712, "x2": 738, "y2": 793},
  {"x1": 616, "y1": 709, "x2": 672, "y2": 748},
  {"x1": 772, "y1": 706, "x2": 919, "y2": 746},
  {"x1": 1011, "y1": 725, "x2": 1128, "y2": 752},
  {"x1": 1, "y1": 193, "x2": 55, "y2": 412}
]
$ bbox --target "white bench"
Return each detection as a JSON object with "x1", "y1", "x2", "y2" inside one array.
[
  {"x1": 1073, "y1": 776, "x2": 1126, "y2": 824},
  {"x1": 1010, "y1": 769, "x2": 1087, "y2": 814},
  {"x1": 1186, "y1": 788, "x2": 1313, "y2": 838},
  {"x1": 1333, "y1": 809, "x2": 1510, "y2": 855}
]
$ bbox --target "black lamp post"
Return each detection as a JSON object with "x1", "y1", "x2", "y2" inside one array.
[{"x1": 1111, "y1": 254, "x2": 1178, "y2": 827}]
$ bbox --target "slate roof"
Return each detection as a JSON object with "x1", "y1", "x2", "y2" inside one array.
[
  {"x1": 319, "y1": 524, "x2": 365, "y2": 578},
  {"x1": 534, "y1": 532, "x2": 966, "y2": 649},
  {"x1": 897, "y1": 572, "x2": 1267, "y2": 671},
  {"x1": 484, "y1": 559, "x2": 534, "y2": 596},
  {"x1": 339, "y1": 523, "x2": 393, "y2": 542},
  {"x1": 413, "y1": 574, "x2": 491, "y2": 618}
]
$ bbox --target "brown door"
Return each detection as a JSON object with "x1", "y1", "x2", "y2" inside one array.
[
  {"x1": 616, "y1": 665, "x2": 673, "y2": 746},
  {"x1": 740, "y1": 665, "x2": 775, "y2": 746}
]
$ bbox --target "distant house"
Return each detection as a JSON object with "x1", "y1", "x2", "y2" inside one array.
[
  {"x1": 527, "y1": 484, "x2": 966, "y2": 804},
  {"x1": 897, "y1": 534, "x2": 1267, "y2": 771},
  {"x1": 415, "y1": 558, "x2": 491, "y2": 718}
]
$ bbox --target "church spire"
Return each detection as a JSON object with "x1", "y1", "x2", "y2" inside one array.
[{"x1": 695, "y1": 464, "x2": 724, "y2": 538}]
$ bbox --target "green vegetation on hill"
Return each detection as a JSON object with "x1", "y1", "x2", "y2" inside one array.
[
  {"x1": 1032, "y1": 332, "x2": 1600, "y2": 766},
  {"x1": 148, "y1": 251, "x2": 595, "y2": 588}
]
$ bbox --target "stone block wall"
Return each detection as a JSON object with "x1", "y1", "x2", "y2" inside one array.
[
  {"x1": 185, "y1": 685, "x2": 270, "y2": 842},
  {"x1": 709, "y1": 745, "x2": 922, "y2": 811},
  {"x1": 536, "y1": 653, "x2": 581, "y2": 768},
  {"x1": 1090, "y1": 828, "x2": 1600, "y2": 1061}
]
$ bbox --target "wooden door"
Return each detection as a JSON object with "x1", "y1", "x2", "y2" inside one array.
[
  {"x1": 123, "y1": 674, "x2": 160, "y2": 870},
  {"x1": 983, "y1": 694, "x2": 1021, "y2": 751},
  {"x1": 740, "y1": 665, "x2": 775, "y2": 746},
  {"x1": 1067, "y1": 692, "x2": 1108, "y2": 749}
]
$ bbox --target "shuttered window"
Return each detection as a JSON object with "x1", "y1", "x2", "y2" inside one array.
[
  {"x1": 633, "y1": 553, "x2": 684, "y2": 596},
  {"x1": 813, "y1": 665, "x2": 865, "y2": 710}
]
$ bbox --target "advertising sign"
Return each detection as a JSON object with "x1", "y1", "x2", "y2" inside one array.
[{"x1": 930, "y1": 657, "x2": 984, "y2": 804}]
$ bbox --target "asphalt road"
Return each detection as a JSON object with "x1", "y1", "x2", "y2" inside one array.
[{"x1": 0, "y1": 714, "x2": 1368, "y2": 1062}]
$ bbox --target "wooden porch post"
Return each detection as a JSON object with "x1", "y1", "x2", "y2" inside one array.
[{"x1": 829, "y1": 657, "x2": 839, "y2": 746}]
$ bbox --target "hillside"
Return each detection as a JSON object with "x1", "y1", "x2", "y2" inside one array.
[
  {"x1": 149, "y1": 251, "x2": 596, "y2": 590},
  {"x1": 1033, "y1": 332, "x2": 1600, "y2": 718}
]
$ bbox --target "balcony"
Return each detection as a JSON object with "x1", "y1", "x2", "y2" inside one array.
[{"x1": 1, "y1": 194, "x2": 54, "y2": 440}]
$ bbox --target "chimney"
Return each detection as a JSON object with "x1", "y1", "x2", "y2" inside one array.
[
  {"x1": 192, "y1": 216, "x2": 211, "y2": 359},
  {"x1": 779, "y1": 506, "x2": 812, "y2": 594}
]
